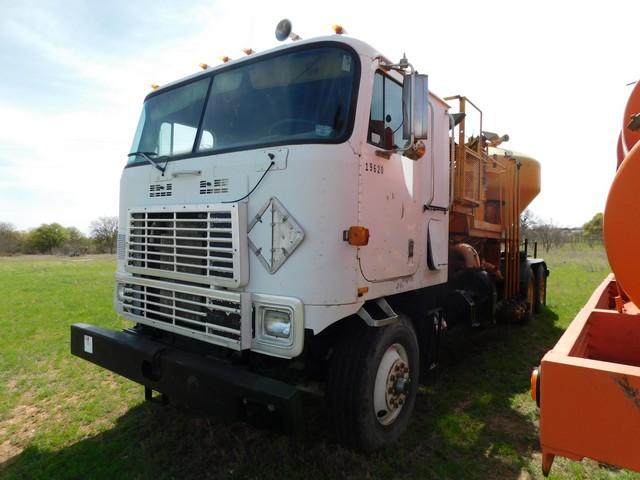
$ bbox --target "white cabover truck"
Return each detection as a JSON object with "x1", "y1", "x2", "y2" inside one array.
[{"x1": 71, "y1": 20, "x2": 547, "y2": 451}]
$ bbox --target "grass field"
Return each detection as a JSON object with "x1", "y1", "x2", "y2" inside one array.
[{"x1": 0, "y1": 245, "x2": 638, "y2": 479}]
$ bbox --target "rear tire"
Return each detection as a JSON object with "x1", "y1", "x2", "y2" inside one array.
[
  {"x1": 524, "y1": 267, "x2": 535, "y2": 321},
  {"x1": 534, "y1": 267, "x2": 547, "y2": 313},
  {"x1": 327, "y1": 315, "x2": 420, "y2": 452}
]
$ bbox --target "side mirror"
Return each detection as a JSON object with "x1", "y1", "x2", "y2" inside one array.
[{"x1": 402, "y1": 73, "x2": 429, "y2": 141}]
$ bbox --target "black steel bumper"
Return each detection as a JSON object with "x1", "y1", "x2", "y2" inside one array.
[{"x1": 70, "y1": 323, "x2": 303, "y2": 429}]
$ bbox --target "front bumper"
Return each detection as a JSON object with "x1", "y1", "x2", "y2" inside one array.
[{"x1": 70, "y1": 323, "x2": 303, "y2": 429}]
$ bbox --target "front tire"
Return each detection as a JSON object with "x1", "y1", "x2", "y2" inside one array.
[{"x1": 327, "y1": 315, "x2": 420, "y2": 452}]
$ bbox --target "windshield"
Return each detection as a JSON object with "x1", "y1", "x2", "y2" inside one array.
[
  {"x1": 129, "y1": 78, "x2": 209, "y2": 159},
  {"x1": 129, "y1": 45, "x2": 358, "y2": 164}
]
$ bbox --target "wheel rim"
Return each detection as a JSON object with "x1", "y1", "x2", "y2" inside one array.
[{"x1": 373, "y1": 343, "x2": 410, "y2": 426}]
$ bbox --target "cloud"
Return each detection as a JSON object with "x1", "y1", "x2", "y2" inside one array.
[{"x1": 1, "y1": 0, "x2": 640, "y2": 232}]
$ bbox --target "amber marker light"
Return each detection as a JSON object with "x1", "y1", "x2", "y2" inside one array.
[
  {"x1": 332, "y1": 24, "x2": 345, "y2": 35},
  {"x1": 405, "y1": 140, "x2": 426, "y2": 160},
  {"x1": 199, "y1": 63, "x2": 209, "y2": 70},
  {"x1": 242, "y1": 48, "x2": 254, "y2": 55},
  {"x1": 150, "y1": 83, "x2": 159, "y2": 90},
  {"x1": 357, "y1": 287, "x2": 369, "y2": 297},
  {"x1": 344, "y1": 226, "x2": 370, "y2": 246},
  {"x1": 219, "y1": 56, "x2": 231, "y2": 63},
  {"x1": 530, "y1": 367, "x2": 540, "y2": 407}
]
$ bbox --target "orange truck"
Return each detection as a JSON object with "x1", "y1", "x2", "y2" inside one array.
[{"x1": 532, "y1": 82, "x2": 640, "y2": 475}]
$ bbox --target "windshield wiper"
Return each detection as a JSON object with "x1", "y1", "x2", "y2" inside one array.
[{"x1": 127, "y1": 151, "x2": 169, "y2": 175}]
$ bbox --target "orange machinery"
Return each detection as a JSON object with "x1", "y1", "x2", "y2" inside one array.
[
  {"x1": 446, "y1": 96, "x2": 544, "y2": 322},
  {"x1": 532, "y1": 82, "x2": 640, "y2": 476}
]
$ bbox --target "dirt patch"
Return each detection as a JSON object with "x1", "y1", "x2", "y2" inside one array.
[
  {"x1": 5, "y1": 378, "x2": 18, "y2": 392},
  {"x1": 517, "y1": 469, "x2": 534, "y2": 480},
  {"x1": 0, "y1": 404, "x2": 44, "y2": 464},
  {"x1": 0, "y1": 441, "x2": 22, "y2": 467},
  {"x1": 487, "y1": 414, "x2": 526, "y2": 439}
]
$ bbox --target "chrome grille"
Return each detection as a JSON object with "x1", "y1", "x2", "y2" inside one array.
[
  {"x1": 120, "y1": 277, "x2": 248, "y2": 349},
  {"x1": 125, "y1": 204, "x2": 247, "y2": 288}
]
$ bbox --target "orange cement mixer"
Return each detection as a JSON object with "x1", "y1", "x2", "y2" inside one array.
[{"x1": 532, "y1": 83, "x2": 640, "y2": 476}]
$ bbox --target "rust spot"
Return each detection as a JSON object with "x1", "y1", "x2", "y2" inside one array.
[{"x1": 614, "y1": 375, "x2": 640, "y2": 410}]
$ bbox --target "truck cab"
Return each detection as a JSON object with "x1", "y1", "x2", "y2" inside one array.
[{"x1": 72, "y1": 24, "x2": 546, "y2": 452}]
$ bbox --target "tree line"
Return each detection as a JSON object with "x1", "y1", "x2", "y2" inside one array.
[
  {"x1": 0, "y1": 211, "x2": 603, "y2": 257},
  {"x1": 0, "y1": 217, "x2": 118, "y2": 256},
  {"x1": 521, "y1": 210, "x2": 603, "y2": 252}
]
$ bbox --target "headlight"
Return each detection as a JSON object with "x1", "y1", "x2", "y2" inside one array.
[
  {"x1": 264, "y1": 308, "x2": 291, "y2": 338},
  {"x1": 252, "y1": 294, "x2": 304, "y2": 358}
]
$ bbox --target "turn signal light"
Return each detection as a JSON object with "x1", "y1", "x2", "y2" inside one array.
[
  {"x1": 405, "y1": 140, "x2": 426, "y2": 160},
  {"x1": 344, "y1": 226, "x2": 370, "y2": 246}
]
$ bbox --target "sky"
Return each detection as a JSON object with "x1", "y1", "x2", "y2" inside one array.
[{"x1": 1, "y1": 0, "x2": 638, "y2": 232}]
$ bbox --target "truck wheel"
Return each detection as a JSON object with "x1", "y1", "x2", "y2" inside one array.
[
  {"x1": 534, "y1": 268, "x2": 546, "y2": 313},
  {"x1": 327, "y1": 315, "x2": 420, "y2": 452}
]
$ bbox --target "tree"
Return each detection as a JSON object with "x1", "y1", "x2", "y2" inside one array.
[
  {"x1": 90, "y1": 216, "x2": 118, "y2": 254},
  {"x1": 522, "y1": 213, "x2": 565, "y2": 252},
  {"x1": 28, "y1": 223, "x2": 69, "y2": 253},
  {"x1": 532, "y1": 220, "x2": 562, "y2": 252},
  {"x1": 0, "y1": 223, "x2": 24, "y2": 255},
  {"x1": 61, "y1": 227, "x2": 90, "y2": 256},
  {"x1": 520, "y1": 209, "x2": 537, "y2": 238},
  {"x1": 582, "y1": 212, "x2": 603, "y2": 246}
]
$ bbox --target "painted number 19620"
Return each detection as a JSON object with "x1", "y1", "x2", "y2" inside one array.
[{"x1": 365, "y1": 162, "x2": 384, "y2": 174}]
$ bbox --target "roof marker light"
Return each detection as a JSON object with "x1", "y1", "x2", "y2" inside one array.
[
  {"x1": 150, "y1": 83, "x2": 159, "y2": 90},
  {"x1": 332, "y1": 24, "x2": 346, "y2": 35},
  {"x1": 242, "y1": 48, "x2": 254, "y2": 55},
  {"x1": 219, "y1": 56, "x2": 231, "y2": 63},
  {"x1": 199, "y1": 63, "x2": 209, "y2": 70}
]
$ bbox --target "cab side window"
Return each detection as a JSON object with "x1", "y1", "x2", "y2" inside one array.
[{"x1": 368, "y1": 72, "x2": 408, "y2": 149}]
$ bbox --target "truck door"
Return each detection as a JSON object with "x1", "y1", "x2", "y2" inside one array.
[{"x1": 357, "y1": 70, "x2": 428, "y2": 281}]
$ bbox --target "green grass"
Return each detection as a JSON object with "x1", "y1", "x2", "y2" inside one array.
[{"x1": 0, "y1": 246, "x2": 638, "y2": 479}]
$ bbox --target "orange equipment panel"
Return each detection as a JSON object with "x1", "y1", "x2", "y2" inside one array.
[{"x1": 535, "y1": 275, "x2": 640, "y2": 476}]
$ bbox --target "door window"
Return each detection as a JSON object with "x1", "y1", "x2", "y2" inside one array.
[{"x1": 368, "y1": 72, "x2": 408, "y2": 150}]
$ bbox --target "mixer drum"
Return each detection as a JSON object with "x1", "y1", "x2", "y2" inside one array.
[
  {"x1": 604, "y1": 140, "x2": 640, "y2": 305},
  {"x1": 487, "y1": 148, "x2": 541, "y2": 214}
]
